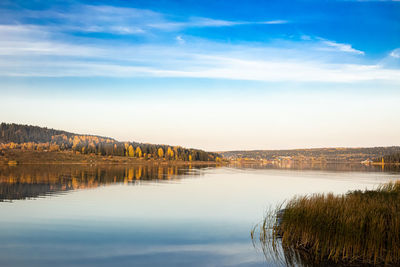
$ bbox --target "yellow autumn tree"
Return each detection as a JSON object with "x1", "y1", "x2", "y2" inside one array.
[
  {"x1": 135, "y1": 146, "x2": 142, "y2": 158},
  {"x1": 173, "y1": 146, "x2": 179, "y2": 160},
  {"x1": 167, "y1": 147, "x2": 174, "y2": 159},
  {"x1": 27, "y1": 142, "x2": 34, "y2": 150},
  {"x1": 50, "y1": 143, "x2": 60, "y2": 152},
  {"x1": 128, "y1": 145, "x2": 134, "y2": 157},
  {"x1": 158, "y1": 147, "x2": 164, "y2": 158}
]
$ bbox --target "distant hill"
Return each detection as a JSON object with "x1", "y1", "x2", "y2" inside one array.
[
  {"x1": 0, "y1": 123, "x2": 115, "y2": 144},
  {"x1": 0, "y1": 123, "x2": 220, "y2": 162},
  {"x1": 221, "y1": 147, "x2": 400, "y2": 163}
]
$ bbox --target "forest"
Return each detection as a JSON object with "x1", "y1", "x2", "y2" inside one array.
[
  {"x1": 221, "y1": 147, "x2": 400, "y2": 162},
  {"x1": 379, "y1": 153, "x2": 400, "y2": 163},
  {"x1": 0, "y1": 123, "x2": 220, "y2": 162}
]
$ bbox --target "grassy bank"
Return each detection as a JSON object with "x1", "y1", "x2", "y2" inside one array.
[{"x1": 252, "y1": 181, "x2": 400, "y2": 266}]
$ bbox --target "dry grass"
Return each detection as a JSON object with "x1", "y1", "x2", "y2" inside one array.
[{"x1": 252, "y1": 181, "x2": 400, "y2": 266}]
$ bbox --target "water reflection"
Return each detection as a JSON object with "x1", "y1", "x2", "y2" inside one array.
[
  {"x1": 1, "y1": 164, "x2": 399, "y2": 267},
  {"x1": 0, "y1": 164, "x2": 215, "y2": 201}
]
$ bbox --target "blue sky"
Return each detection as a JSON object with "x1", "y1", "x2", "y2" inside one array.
[{"x1": 1, "y1": 0, "x2": 399, "y2": 150}]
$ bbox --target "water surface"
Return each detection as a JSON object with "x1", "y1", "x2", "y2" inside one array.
[{"x1": 0, "y1": 164, "x2": 399, "y2": 266}]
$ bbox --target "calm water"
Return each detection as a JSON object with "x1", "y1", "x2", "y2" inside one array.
[{"x1": 0, "y1": 164, "x2": 399, "y2": 267}]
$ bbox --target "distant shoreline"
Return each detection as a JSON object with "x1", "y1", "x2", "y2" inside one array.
[{"x1": 229, "y1": 158, "x2": 400, "y2": 165}]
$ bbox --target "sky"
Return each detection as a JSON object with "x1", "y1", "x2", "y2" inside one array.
[{"x1": 0, "y1": 0, "x2": 399, "y2": 151}]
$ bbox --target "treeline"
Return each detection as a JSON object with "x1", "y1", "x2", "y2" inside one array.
[
  {"x1": 378, "y1": 153, "x2": 400, "y2": 163},
  {"x1": 222, "y1": 147, "x2": 400, "y2": 162},
  {"x1": 0, "y1": 123, "x2": 220, "y2": 162}
]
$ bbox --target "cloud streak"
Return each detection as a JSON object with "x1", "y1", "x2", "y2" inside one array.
[
  {"x1": 0, "y1": 3, "x2": 398, "y2": 84},
  {"x1": 0, "y1": 24, "x2": 398, "y2": 83},
  {"x1": 2, "y1": 56, "x2": 398, "y2": 83},
  {"x1": 2, "y1": 4, "x2": 288, "y2": 36},
  {"x1": 320, "y1": 40, "x2": 365, "y2": 55}
]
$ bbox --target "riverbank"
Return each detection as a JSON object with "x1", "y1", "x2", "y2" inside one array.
[
  {"x1": 253, "y1": 181, "x2": 400, "y2": 266},
  {"x1": 0, "y1": 149, "x2": 223, "y2": 165}
]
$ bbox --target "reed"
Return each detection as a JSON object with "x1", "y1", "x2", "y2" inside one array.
[{"x1": 253, "y1": 181, "x2": 400, "y2": 266}]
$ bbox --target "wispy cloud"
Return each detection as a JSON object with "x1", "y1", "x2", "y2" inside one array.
[
  {"x1": 295, "y1": 36, "x2": 365, "y2": 55},
  {"x1": 0, "y1": 24, "x2": 398, "y2": 83},
  {"x1": 4, "y1": 57, "x2": 398, "y2": 83},
  {"x1": 12, "y1": 5, "x2": 161, "y2": 35},
  {"x1": 0, "y1": 3, "x2": 398, "y2": 84},
  {"x1": 320, "y1": 40, "x2": 365, "y2": 55},
  {"x1": 183, "y1": 17, "x2": 242, "y2": 27},
  {"x1": 0, "y1": 25, "x2": 104, "y2": 56},
  {"x1": 148, "y1": 18, "x2": 288, "y2": 31},
  {"x1": 2, "y1": 4, "x2": 287, "y2": 35},
  {"x1": 176, "y1": 35, "x2": 185, "y2": 44},
  {"x1": 259, "y1": 20, "x2": 289, "y2": 24},
  {"x1": 390, "y1": 49, "x2": 400, "y2": 58}
]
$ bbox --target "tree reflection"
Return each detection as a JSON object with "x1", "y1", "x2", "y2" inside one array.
[{"x1": 0, "y1": 164, "x2": 214, "y2": 201}]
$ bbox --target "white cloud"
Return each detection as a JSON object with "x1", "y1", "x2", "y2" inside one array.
[
  {"x1": 321, "y1": 40, "x2": 365, "y2": 55},
  {"x1": 144, "y1": 17, "x2": 287, "y2": 30},
  {"x1": 176, "y1": 35, "x2": 185, "y2": 44},
  {"x1": 0, "y1": 25, "x2": 104, "y2": 56},
  {"x1": 2, "y1": 5, "x2": 287, "y2": 35},
  {"x1": 259, "y1": 20, "x2": 288, "y2": 24},
  {"x1": 187, "y1": 17, "x2": 241, "y2": 27},
  {"x1": 0, "y1": 21, "x2": 398, "y2": 83},
  {"x1": 0, "y1": 46, "x2": 399, "y2": 83},
  {"x1": 390, "y1": 49, "x2": 400, "y2": 58}
]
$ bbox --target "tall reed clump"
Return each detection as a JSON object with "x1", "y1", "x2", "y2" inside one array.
[{"x1": 254, "y1": 181, "x2": 400, "y2": 266}]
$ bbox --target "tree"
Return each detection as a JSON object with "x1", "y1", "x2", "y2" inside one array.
[
  {"x1": 158, "y1": 147, "x2": 164, "y2": 158},
  {"x1": 128, "y1": 145, "x2": 134, "y2": 157},
  {"x1": 135, "y1": 146, "x2": 142, "y2": 158},
  {"x1": 167, "y1": 147, "x2": 174, "y2": 160}
]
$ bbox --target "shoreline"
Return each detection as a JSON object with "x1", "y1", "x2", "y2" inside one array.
[{"x1": 0, "y1": 149, "x2": 224, "y2": 166}]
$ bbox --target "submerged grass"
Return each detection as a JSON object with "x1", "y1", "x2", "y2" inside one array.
[{"x1": 252, "y1": 181, "x2": 400, "y2": 266}]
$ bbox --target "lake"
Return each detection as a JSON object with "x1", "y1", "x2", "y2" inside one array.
[{"x1": 0, "y1": 163, "x2": 399, "y2": 267}]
